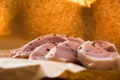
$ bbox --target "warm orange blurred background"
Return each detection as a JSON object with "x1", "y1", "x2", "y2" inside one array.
[{"x1": 0, "y1": 0, "x2": 120, "y2": 52}]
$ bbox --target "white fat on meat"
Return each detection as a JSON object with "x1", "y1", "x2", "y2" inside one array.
[{"x1": 77, "y1": 41, "x2": 119, "y2": 69}]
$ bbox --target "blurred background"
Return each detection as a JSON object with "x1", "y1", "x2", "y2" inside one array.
[{"x1": 0, "y1": 0, "x2": 120, "y2": 52}]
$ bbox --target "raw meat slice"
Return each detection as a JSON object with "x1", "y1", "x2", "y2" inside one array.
[
  {"x1": 12, "y1": 34, "x2": 68, "y2": 58},
  {"x1": 46, "y1": 40, "x2": 83, "y2": 63},
  {"x1": 77, "y1": 41, "x2": 119, "y2": 69},
  {"x1": 29, "y1": 43, "x2": 57, "y2": 60}
]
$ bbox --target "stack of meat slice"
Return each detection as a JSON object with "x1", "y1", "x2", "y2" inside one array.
[
  {"x1": 11, "y1": 34, "x2": 120, "y2": 70},
  {"x1": 12, "y1": 34, "x2": 84, "y2": 63},
  {"x1": 12, "y1": 34, "x2": 68, "y2": 58}
]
